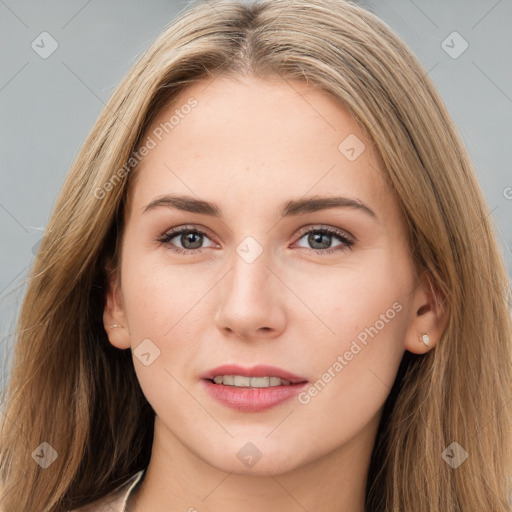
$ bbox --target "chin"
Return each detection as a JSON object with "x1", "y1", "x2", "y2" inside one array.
[{"x1": 198, "y1": 439, "x2": 303, "y2": 476}]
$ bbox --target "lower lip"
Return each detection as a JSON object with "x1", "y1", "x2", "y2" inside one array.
[{"x1": 202, "y1": 379, "x2": 308, "y2": 412}]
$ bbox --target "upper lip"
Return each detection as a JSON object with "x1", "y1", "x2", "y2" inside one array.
[{"x1": 201, "y1": 364, "x2": 308, "y2": 384}]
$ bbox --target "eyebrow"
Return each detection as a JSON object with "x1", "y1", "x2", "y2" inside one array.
[{"x1": 142, "y1": 194, "x2": 377, "y2": 220}]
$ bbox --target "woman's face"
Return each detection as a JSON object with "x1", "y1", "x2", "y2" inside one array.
[{"x1": 106, "y1": 75, "x2": 434, "y2": 476}]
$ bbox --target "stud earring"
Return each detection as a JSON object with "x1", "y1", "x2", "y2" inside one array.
[
  {"x1": 109, "y1": 324, "x2": 120, "y2": 329},
  {"x1": 420, "y1": 333, "x2": 430, "y2": 347}
]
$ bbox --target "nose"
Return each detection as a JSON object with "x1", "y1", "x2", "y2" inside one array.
[{"x1": 214, "y1": 246, "x2": 287, "y2": 341}]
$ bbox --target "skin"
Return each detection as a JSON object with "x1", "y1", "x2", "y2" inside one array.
[{"x1": 104, "y1": 74, "x2": 448, "y2": 512}]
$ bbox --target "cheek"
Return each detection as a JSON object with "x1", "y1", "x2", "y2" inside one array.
[
  {"x1": 288, "y1": 251, "x2": 410, "y2": 403},
  {"x1": 120, "y1": 257, "x2": 207, "y2": 413},
  {"x1": 121, "y1": 253, "x2": 208, "y2": 337},
  {"x1": 120, "y1": 254, "x2": 214, "y2": 395},
  {"x1": 289, "y1": 251, "x2": 410, "y2": 346},
  {"x1": 289, "y1": 276, "x2": 407, "y2": 460}
]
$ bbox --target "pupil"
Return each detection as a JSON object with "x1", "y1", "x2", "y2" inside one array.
[
  {"x1": 182, "y1": 232, "x2": 202, "y2": 249},
  {"x1": 309, "y1": 232, "x2": 330, "y2": 249}
]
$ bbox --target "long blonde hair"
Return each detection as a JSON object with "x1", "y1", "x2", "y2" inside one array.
[{"x1": 1, "y1": 0, "x2": 511, "y2": 510}]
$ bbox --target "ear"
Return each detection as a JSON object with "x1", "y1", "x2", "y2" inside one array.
[
  {"x1": 404, "y1": 269, "x2": 449, "y2": 354},
  {"x1": 103, "y1": 259, "x2": 131, "y2": 350}
]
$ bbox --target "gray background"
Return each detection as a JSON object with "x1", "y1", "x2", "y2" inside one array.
[{"x1": 1, "y1": 0, "x2": 511, "y2": 389}]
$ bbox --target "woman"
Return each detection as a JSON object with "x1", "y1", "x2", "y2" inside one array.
[{"x1": 1, "y1": 0, "x2": 511, "y2": 510}]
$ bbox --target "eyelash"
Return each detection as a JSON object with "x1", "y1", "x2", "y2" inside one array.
[{"x1": 157, "y1": 225, "x2": 355, "y2": 256}]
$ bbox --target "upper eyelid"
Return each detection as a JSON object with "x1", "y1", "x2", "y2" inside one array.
[
  {"x1": 294, "y1": 224, "x2": 354, "y2": 242},
  {"x1": 163, "y1": 224, "x2": 214, "y2": 238}
]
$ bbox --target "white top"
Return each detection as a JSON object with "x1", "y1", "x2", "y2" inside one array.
[{"x1": 69, "y1": 469, "x2": 145, "y2": 512}]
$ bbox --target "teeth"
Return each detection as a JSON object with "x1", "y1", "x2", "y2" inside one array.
[
  {"x1": 211, "y1": 375, "x2": 292, "y2": 387},
  {"x1": 234, "y1": 375, "x2": 251, "y2": 387}
]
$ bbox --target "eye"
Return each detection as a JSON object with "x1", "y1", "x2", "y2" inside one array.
[
  {"x1": 158, "y1": 224, "x2": 355, "y2": 256},
  {"x1": 158, "y1": 225, "x2": 216, "y2": 255},
  {"x1": 294, "y1": 225, "x2": 354, "y2": 255}
]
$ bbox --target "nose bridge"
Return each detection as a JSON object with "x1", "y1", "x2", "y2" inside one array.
[
  {"x1": 228, "y1": 238, "x2": 273, "y2": 310},
  {"x1": 214, "y1": 236, "x2": 286, "y2": 337}
]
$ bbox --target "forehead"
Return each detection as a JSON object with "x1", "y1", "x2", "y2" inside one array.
[{"x1": 125, "y1": 75, "x2": 391, "y2": 220}]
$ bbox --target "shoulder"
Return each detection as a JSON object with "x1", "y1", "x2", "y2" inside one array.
[{"x1": 68, "y1": 469, "x2": 145, "y2": 512}]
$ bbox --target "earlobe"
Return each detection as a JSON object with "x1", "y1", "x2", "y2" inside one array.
[
  {"x1": 103, "y1": 264, "x2": 131, "y2": 350},
  {"x1": 404, "y1": 271, "x2": 449, "y2": 354}
]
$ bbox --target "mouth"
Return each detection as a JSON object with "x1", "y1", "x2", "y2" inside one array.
[
  {"x1": 201, "y1": 363, "x2": 308, "y2": 385},
  {"x1": 200, "y1": 364, "x2": 309, "y2": 412},
  {"x1": 206, "y1": 375, "x2": 298, "y2": 387}
]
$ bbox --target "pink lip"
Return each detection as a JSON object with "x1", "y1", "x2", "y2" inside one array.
[
  {"x1": 200, "y1": 364, "x2": 308, "y2": 384},
  {"x1": 200, "y1": 364, "x2": 309, "y2": 413}
]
